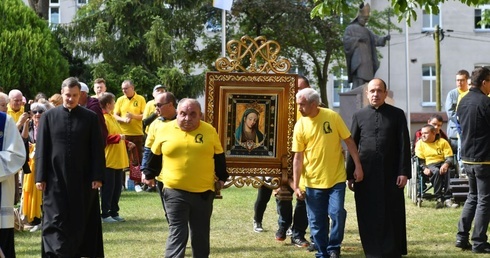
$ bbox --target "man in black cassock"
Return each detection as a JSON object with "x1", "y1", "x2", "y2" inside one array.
[
  {"x1": 346, "y1": 78, "x2": 411, "y2": 258},
  {"x1": 36, "y1": 77, "x2": 106, "y2": 257}
]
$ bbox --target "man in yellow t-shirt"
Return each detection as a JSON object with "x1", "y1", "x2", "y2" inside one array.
[
  {"x1": 113, "y1": 80, "x2": 146, "y2": 180},
  {"x1": 141, "y1": 92, "x2": 176, "y2": 197},
  {"x1": 142, "y1": 84, "x2": 167, "y2": 136},
  {"x1": 7, "y1": 89, "x2": 27, "y2": 128},
  {"x1": 148, "y1": 98, "x2": 228, "y2": 258},
  {"x1": 415, "y1": 124, "x2": 457, "y2": 209},
  {"x1": 292, "y1": 88, "x2": 363, "y2": 258}
]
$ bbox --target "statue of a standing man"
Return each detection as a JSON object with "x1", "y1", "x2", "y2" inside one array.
[{"x1": 343, "y1": 3, "x2": 391, "y2": 89}]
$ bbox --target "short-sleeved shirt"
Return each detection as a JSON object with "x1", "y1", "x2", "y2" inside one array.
[
  {"x1": 415, "y1": 138, "x2": 453, "y2": 165},
  {"x1": 103, "y1": 113, "x2": 129, "y2": 169},
  {"x1": 114, "y1": 93, "x2": 146, "y2": 136},
  {"x1": 292, "y1": 108, "x2": 351, "y2": 189},
  {"x1": 151, "y1": 120, "x2": 224, "y2": 193},
  {"x1": 7, "y1": 105, "x2": 23, "y2": 123},
  {"x1": 145, "y1": 118, "x2": 170, "y2": 183}
]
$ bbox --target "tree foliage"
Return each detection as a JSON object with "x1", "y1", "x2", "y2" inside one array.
[
  {"x1": 203, "y1": 0, "x2": 394, "y2": 106},
  {"x1": 60, "y1": 0, "x2": 211, "y2": 99},
  {"x1": 0, "y1": 0, "x2": 69, "y2": 98},
  {"x1": 312, "y1": 0, "x2": 489, "y2": 25}
]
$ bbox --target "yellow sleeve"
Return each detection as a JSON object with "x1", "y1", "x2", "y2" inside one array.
[{"x1": 415, "y1": 141, "x2": 424, "y2": 159}]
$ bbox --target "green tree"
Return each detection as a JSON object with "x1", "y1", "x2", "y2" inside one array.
[
  {"x1": 205, "y1": 0, "x2": 394, "y2": 107},
  {"x1": 312, "y1": 0, "x2": 490, "y2": 25},
  {"x1": 0, "y1": 0, "x2": 69, "y2": 98},
  {"x1": 61, "y1": 0, "x2": 210, "y2": 99}
]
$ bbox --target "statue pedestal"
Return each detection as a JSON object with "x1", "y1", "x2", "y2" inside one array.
[
  {"x1": 339, "y1": 84, "x2": 394, "y2": 129},
  {"x1": 339, "y1": 85, "x2": 367, "y2": 129}
]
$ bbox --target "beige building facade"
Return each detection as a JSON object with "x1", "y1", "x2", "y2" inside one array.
[{"x1": 330, "y1": 1, "x2": 490, "y2": 133}]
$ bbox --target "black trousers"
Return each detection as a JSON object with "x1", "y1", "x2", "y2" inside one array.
[
  {"x1": 457, "y1": 164, "x2": 490, "y2": 249},
  {"x1": 276, "y1": 194, "x2": 308, "y2": 239},
  {"x1": 0, "y1": 228, "x2": 15, "y2": 258},
  {"x1": 101, "y1": 168, "x2": 123, "y2": 218},
  {"x1": 253, "y1": 186, "x2": 272, "y2": 223}
]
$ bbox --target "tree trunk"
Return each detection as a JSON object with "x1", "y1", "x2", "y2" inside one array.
[{"x1": 27, "y1": 0, "x2": 49, "y2": 20}]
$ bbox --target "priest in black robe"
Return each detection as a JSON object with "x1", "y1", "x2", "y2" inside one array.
[
  {"x1": 346, "y1": 78, "x2": 411, "y2": 258},
  {"x1": 35, "y1": 77, "x2": 106, "y2": 257}
]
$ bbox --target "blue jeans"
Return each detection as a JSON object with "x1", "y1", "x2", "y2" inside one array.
[
  {"x1": 306, "y1": 183, "x2": 347, "y2": 258},
  {"x1": 457, "y1": 164, "x2": 490, "y2": 249}
]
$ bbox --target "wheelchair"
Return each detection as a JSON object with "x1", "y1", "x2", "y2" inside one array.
[{"x1": 408, "y1": 155, "x2": 462, "y2": 207}]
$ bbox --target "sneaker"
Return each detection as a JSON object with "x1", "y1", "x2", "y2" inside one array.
[
  {"x1": 29, "y1": 224, "x2": 41, "y2": 232},
  {"x1": 253, "y1": 221, "x2": 263, "y2": 233},
  {"x1": 435, "y1": 199, "x2": 444, "y2": 209},
  {"x1": 275, "y1": 228, "x2": 287, "y2": 241},
  {"x1": 455, "y1": 239, "x2": 472, "y2": 250},
  {"x1": 291, "y1": 237, "x2": 310, "y2": 247},
  {"x1": 135, "y1": 185, "x2": 143, "y2": 192},
  {"x1": 102, "y1": 217, "x2": 118, "y2": 223},
  {"x1": 112, "y1": 216, "x2": 126, "y2": 222},
  {"x1": 445, "y1": 199, "x2": 459, "y2": 208},
  {"x1": 329, "y1": 251, "x2": 340, "y2": 258},
  {"x1": 307, "y1": 242, "x2": 317, "y2": 252},
  {"x1": 146, "y1": 186, "x2": 157, "y2": 192},
  {"x1": 286, "y1": 227, "x2": 292, "y2": 236}
]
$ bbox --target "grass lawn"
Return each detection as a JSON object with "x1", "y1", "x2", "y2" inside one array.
[{"x1": 15, "y1": 186, "x2": 476, "y2": 257}]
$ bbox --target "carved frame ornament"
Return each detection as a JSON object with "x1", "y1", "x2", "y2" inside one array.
[{"x1": 205, "y1": 36, "x2": 296, "y2": 190}]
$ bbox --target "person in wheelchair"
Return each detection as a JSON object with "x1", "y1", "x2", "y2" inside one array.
[
  {"x1": 415, "y1": 124, "x2": 459, "y2": 209},
  {"x1": 413, "y1": 114, "x2": 449, "y2": 148}
]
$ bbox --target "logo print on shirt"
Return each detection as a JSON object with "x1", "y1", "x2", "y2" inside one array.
[
  {"x1": 195, "y1": 134, "x2": 203, "y2": 143},
  {"x1": 133, "y1": 101, "x2": 138, "y2": 107},
  {"x1": 437, "y1": 148, "x2": 443, "y2": 155},
  {"x1": 323, "y1": 121, "x2": 332, "y2": 134}
]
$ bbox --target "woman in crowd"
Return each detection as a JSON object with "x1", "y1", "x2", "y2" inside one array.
[
  {"x1": 21, "y1": 100, "x2": 52, "y2": 232},
  {"x1": 99, "y1": 92, "x2": 134, "y2": 222},
  {"x1": 48, "y1": 93, "x2": 62, "y2": 107}
]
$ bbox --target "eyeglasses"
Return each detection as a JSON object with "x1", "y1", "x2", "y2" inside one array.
[
  {"x1": 154, "y1": 102, "x2": 171, "y2": 108},
  {"x1": 32, "y1": 110, "x2": 44, "y2": 114}
]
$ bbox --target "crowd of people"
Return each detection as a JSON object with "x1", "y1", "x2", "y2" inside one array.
[
  {"x1": 0, "y1": 77, "x2": 227, "y2": 257},
  {"x1": 1, "y1": 67, "x2": 490, "y2": 257}
]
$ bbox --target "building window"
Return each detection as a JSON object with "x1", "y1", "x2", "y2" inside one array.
[
  {"x1": 49, "y1": 7, "x2": 60, "y2": 24},
  {"x1": 78, "y1": 0, "x2": 88, "y2": 5},
  {"x1": 422, "y1": 8, "x2": 440, "y2": 31},
  {"x1": 475, "y1": 5, "x2": 490, "y2": 30},
  {"x1": 422, "y1": 64, "x2": 436, "y2": 106},
  {"x1": 332, "y1": 72, "x2": 350, "y2": 107},
  {"x1": 49, "y1": 0, "x2": 60, "y2": 25}
]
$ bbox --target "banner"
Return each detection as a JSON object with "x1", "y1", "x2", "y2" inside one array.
[{"x1": 213, "y1": 0, "x2": 233, "y2": 11}]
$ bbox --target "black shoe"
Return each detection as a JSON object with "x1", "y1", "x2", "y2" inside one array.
[
  {"x1": 291, "y1": 237, "x2": 310, "y2": 247},
  {"x1": 307, "y1": 242, "x2": 317, "y2": 252},
  {"x1": 455, "y1": 240, "x2": 471, "y2": 250},
  {"x1": 146, "y1": 186, "x2": 156, "y2": 192},
  {"x1": 473, "y1": 242, "x2": 490, "y2": 253},
  {"x1": 275, "y1": 228, "x2": 286, "y2": 241}
]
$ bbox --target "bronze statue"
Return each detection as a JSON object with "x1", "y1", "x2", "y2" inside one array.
[{"x1": 343, "y1": 3, "x2": 390, "y2": 89}]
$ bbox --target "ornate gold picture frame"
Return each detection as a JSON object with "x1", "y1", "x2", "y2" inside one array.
[{"x1": 205, "y1": 72, "x2": 297, "y2": 189}]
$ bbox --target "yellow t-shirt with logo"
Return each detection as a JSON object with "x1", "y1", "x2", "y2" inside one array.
[
  {"x1": 104, "y1": 113, "x2": 130, "y2": 169},
  {"x1": 292, "y1": 108, "x2": 351, "y2": 189},
  {"x1": 415, "y1": 138, "x2": 453, "y2": 165},
  {"x1": 151, "y1": 120, "x2": 224, "y2": 193},
  {"x1": 144, "y1": 118, "x2": 170, "y2": 183},
  {"x1": 114, "y1": 93, "x2": 146, "y2": 136}
]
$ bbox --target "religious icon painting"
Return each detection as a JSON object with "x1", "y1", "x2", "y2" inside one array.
[{"x1": 227, "y1": 94, "x2": 277, "y2": 157}]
